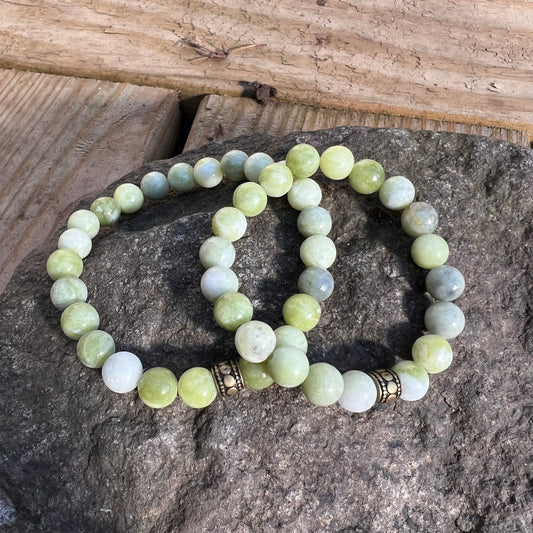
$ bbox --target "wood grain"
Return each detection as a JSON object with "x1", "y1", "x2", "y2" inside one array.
[
  {"x1": 0, "y1": 0, "x2": 532, "y2": 132},
  {"x1": 0, "y1": 69, "x2": 180, "y2": 293}
]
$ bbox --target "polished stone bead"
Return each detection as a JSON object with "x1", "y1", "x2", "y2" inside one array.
[
  {"x1": 46, "y1": 249, "x2": 83, "y2": 280},
  {"x1": 338, "y1": 370, "x2": 377, "y2": 413},
  {"x1": 194, "y1": 157, "x2": 223, "y2": 188},
  {"x1": 411, "y1": 234, "x2": 449, "y2": 269},
  {"x1": 285, "y1": 144, "x2": 320, "y2": 178},
  {"x1": 90, "y1": 196, "x2": 121, "y2": 226},
  {"x1": 244, "y1": 152, "x2": 274, "y2": 183},
  {"x1": 287, "y1": 178, "x2": 322, "y2": 211},
  {"x1": 213, "y1": 292, "x2": 253, "y2": 331},
  {"x1": 298, "y1": 266, "x2": 334, "y2": 302},
  {"x1": 199, "y1": 236, "x2": 236, "y2": 269},
  {"x1": 60, "y1": 302, "x2": 100, "y2": 340},
  {"x1": 212, "y1": 207, "x2": 247, "y2": 242},
  {"x1": 267, "y1": 346, "x2": 309, "y2": 388},
  {"x1": 379, "y1": 176, "x2": 416, "y2": 210},
  {"x1": 425, "y1": 265, "x2": 465, "y2": 301},
  {"x1": 102, "y1": 351, "x2": 143, "y2": 394},
  {"x1": 140, "y1": 171, "x2": 169, "y2": 199},
  {"x1": 412, "y1": 334, "x2": 453, "y2": 374},
  {"x1": 50, "y1": 276, "x2": 88, "y2": 310},
  {"x1": 302, "y1": 362, "x2": 344, "y2": 406},
  {"x1": 424, "y1": 301, "x2": 465, "y2": 339},
  {"x1": 401, "y1": 202, "x2": 438, "y2": 236},
  {"x1": 200, "y1": 266, "x2": 239, "y2": 302},
  {"x1": 138, "y1": 367, "x2": 178, "y2": 409},
  {"x1": 220, "y1": 150, "x2": 248, "y2": 182},
  {"x1": 282, "y1": 293, "x2": 321, "y2": 332},
  {"x1": 58, "y1": 228, "x2": 92, "y2": 259},
  {"x1": 348, "y1": 159, "x2": 385, "y2": 194},
  {"x1": 77, "y1": 329, "x2": 115, "y2": 368},
  {"x1": 168, "y1": 162, "x2": 195, "y2": 192},
  {"x1": 297, "y1": 206, "x2": 332, "y2": 237},
  {"x1": 233, "y1": 182, "x2": 267, "y2": 216},
  {"x1": 319, "y1": 145, "x2": 354, "y2": 180},
  {"x1": 113, "y1": 183, "x2": 144, "y2": 214},
  {"x1": 67, "y1": 209, "x2": 100, "y2": 238},
  {"x1": 391, "y1": 360, "x2": 429, "y2": 401},
  {"x1": 235, "y1": 320, "x2": 277, "y2": 363},
  {"x1": 300, "y1": 235, "x2": 336, "y2": 269},
  {"x1": 258, "y1": 163, "x2": 294, "y2": 197},
  {"x1": 177, "y1": 367, "x2": 218, "y2": 408},
  {"x1": 274, "y1": 325, "x2": 308, "y2": 353},
  {"x1": 238, "y1": 358, "x2": 273, "y2": 390}
]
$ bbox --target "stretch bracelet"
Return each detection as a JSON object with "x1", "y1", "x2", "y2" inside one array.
[{"x1": 47, "y1": 143, "x2": 466, "y2": 412}]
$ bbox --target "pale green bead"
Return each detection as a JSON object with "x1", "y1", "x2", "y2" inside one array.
[
  {"x1": 297, "y1": 206, "x2": 332, "y2": 237},
  {"x1": 238, "y1": 358, "x2": 273, "y2": 390},
  {"x1": 424, "y1": 302, "x2": 465, "y2": 339},
  {"x1": 46, "y1": 249, "x2": 83, "y2": 280},
  {"x1": 90, "y1": 196, "x2": 121, "y2": 226},
  {"x1": 282, "y1": 293, "x2": 321, "y2": 332},
  {"x1": 411, "y1": 234, "x2": 449, "y2": 269},
  {"x1": 220, "y1": 150, "x2": 248, "y2": 182},
  {"x1": 349, "y1": 159, "x2": 385, "y2": 194},
  {"x1": 379, "y1": 176, "x2": 415, "y2": 210},
  {"x1": 199, "y1": 236, "x2": 236, "y2": 269},
  {"x1": 319, "y1": 145, "x2": 354, "y2": 180},
  {"x1": 258, "y1": 163, "x2": 294, "y2": 197},
  {"x1": 302, "y1": 362, "x2": 344, "y2": 406},
  {"x1": 58, "y1": 228, "x2": 92, "y2": 259},
  {"x1": 194, "y1": 157, "x2": 223, "y2": 188},
  {"x1": 212, "y1": 207, "x2": 247, "y2": 242},
  {"x1": 425, "y1": 265, "x2": 465, "y2": 301},
  {"x1": 233, "y1": 182, "x2": 268, "y2": 217},
  {"x1": 285, "y1": 144, "x2": 320, "y2": 178},
  {"x1": 267, "y1": 346, "x2": 309, "y2": 388},
  {"x1": 412, "y1": 334, "x2": 453, "y2": 374},
  {"x1": 244, "y1": 152, "x2": 274, "y2": 183},
  {"x1": 113, "y1": 183, "x2": 144, "y2": 214},
  {"x1": 338, "y1": 370, "x2": 377, "y2": 413},
  {"x1": 60, "y1": 302, "x2": 100, "y2": 340},
  {"x1": 200, "y1": 266, "x2": 239, "y2": 302},
  {"x1": 235, "y1": 320, "x2": 276, "y2": 363},
  {"x1": 140, "y1": 171, "x2": 169, "y2": 200},
  {"x1": 300, "y1": 235, "x2": 336, "y2": 269},
  {"x1": 401, "y1": 202, "x2": 438, "y2": 236},
  {"x1": 177, "y1": 367, "x2": 217, "y2": 408},
  {"x1": 168, "y1": 162, "x2": 195, "y2": 192},
  {"x1": 138, "y1": 367, "x2": 178, "y2": 408},
  {"x1": 392, "y1": 360, "x2": 430, "y2": 401},
  {"x1": 287, "y1": 178, "x2": 322, "y2": 211},
  {"x1": 77, "y1": 329, "x2": 115, "y2": 368},
  {"x1": 213, "y1": 292, "x2": 253, "y2": 331},
  {"x1": 50, "y1": 277, "x2": 88, "y2": 310},
  {"x1": 67, "y1": 209, "x2": 100, "y2": 239},
  {"x1": 274, "y1": 325, "x2": 308, "y2": 353}
]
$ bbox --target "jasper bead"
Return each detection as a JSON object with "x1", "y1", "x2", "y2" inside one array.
[
  {"x1": 213, "y1": 292, "x2": 253, "y2": 331},
  {"x1": 319, "y1": 146, "x2": 354, "y2": 180},
  {"x1": 285, "y1": 143, "x2": 320, "y2": 178},
  {"x1": 297, "y1": 206, "x2": 332, "y2": 237},
  {"x1": 235, "y1": 320, "x2": 277, "y2": 363},
  {"x1": 220, "y1": 150, "x2": 248, "y2": 182},
  {"x1": 60, "y1": 302, "x2": 100, "y2": 340},
  {"x1": 348, "y1": 159, "x2": 385, "y2": 194},
  {"x1": 177, "y1": 367, "x2": 217, "y2": 408},
  {"x1": 67, "y1": 209, "x2": 100, "y2": 238},
  {"x1": 411, "y1": 234, "x2": 449, "y2": 269},
  {"x1": 424, "y1": 301, "x2": 465, "y2": 339},
  {"x1": 379, "y1": 176, "x2": 415, "y2": 210},
  {"x1": 90, "y1": 196, "x2": 121, "y2": 226},
  {"x1": 46, "y1": 249, "x2": 83, "y2": 280},
  {"x1": 113, "y1": 183, "x2": 144, "y2": 214},
  {"x1": 194, "y1": 157, "x2": 223, "y2": 188},
  {"x1": 298, "y1": 266, "x2": 334, "y2": 302},
  {"x1": 138, "y1": 367, "x2": 178, "y2": 409},
  {"x1": 282, "y1": 293, "x2": 321, "y2": 332},
  {"x1": 58, "y1": 228, "x2": 92, "y2": 259},
  {"x1": 267, "y1": 346, "x2": 309, "y2": 388},
  {"x1": 258, "y1": 163, "x2": 294, "y2": 197},
  {"x1": 102, "y1": 351, "x2": 143, "y2": 393},
  {"x1": 244, "y1": 152, "x2": 274, "y2": 183},
  {"x1": 212, "y1": 207, "x2": 247, "y2": 242},
  {"x1": 412, "y1": 334, "x2": 453, "y2": 374},
  {"x1": 391, "y1": 360, "x2": 429, "y2": 401},
  {"x1": 338, "y1": 370, "x2": 377, "y2": 413},
  {"x1": 168, "y1": 162, "x2": 195, "y2": 192},
  {"x1": 302, "y1": 362, "x2": 344, "y2": 406},
  {"x1": 238, "y1": 359, "x2": 273, "y2": 390},
  {"x1": 300, "y1": 235, "x2": 336, "y2": 269},
  {"x1": 233, "y1": 182, "x2": 267, "y2": 217},
  {"x1": 140, "y1": 171, "x2": 169, "y2": 199},
  {"x1": 199, "y1": 236, "x2": 236, "y2": 269},
  {"x1": 50, "y1": 277, "x2": 88, "y2": 311},
  {"x1": 425, "y1": 265, "x2": 465, "y2": 301},
  {"x1": 401, "y1": 202, "x2": 439, "y2": 237},
  {"x1": 274, "y1": 325, "x2": 308, "y2": 353},
  {"x1": 77, "y1": 329, "x2": 115, "y2": 368}
]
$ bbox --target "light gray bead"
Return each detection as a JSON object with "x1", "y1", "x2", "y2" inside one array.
[
  {"x1": 298, "y1": 266, "x2": 334, "y2": 302},
  {"x1": 426, "y1": 265, "x2": 465, "y2": 301},
  {"x1": 424, "y1": 302, "x2": 465, "y2": 339},
  {"x1": 401, "y1": 202, "x2": 438, "y2": 236}
]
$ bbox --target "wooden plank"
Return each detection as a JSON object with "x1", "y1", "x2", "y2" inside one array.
[
  {"x1": 0, "y1": 69, "x2": 181, "y2": 293},
  {"x1": 184, "y1": 95, "x2": 530, "y2": 152},
  {"x1": 0, "y1": 1, "x2": 533, "y2": 132}
]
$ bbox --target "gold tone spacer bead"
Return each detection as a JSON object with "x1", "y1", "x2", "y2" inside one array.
[
  {"x1": 367, "y1": 368, "x2": 402, "y2": 404},
  {"x1": 210, "y1": 359, "x2": 245, "y2": 397}
]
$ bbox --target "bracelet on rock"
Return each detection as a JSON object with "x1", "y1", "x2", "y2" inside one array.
[{"x1": 47, "y1": 143, "x2": 466, "y2": 412}]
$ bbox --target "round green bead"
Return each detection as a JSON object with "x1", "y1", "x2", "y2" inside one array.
[
  {"x1": 168, "y1": 162, "x2": 195, "y2": 192},
  {"x1": 212, "y1": 207, "x2": 247, "y2": 242},
  {"x1": 287, "y1": 178, "x2": 322, "y2": 211},
  {"x1": 412, "y1": 334, "x2": 453, "y2": 374},
  {"x1": 267, "y1": 346, "x2": 309, "y2": 388},
  {"x1": 220, "y1": 150, "x2": 248, "y2": 182},
  {"x1": 46, "y1": 249, "x2": 83, "y2": 281},
  {"x1": 77, "y1": 329, "x2": 115, "y2": 368},
  {"x1": 140, "y1": 171, "x2": 169, "y2": 200},
  {"x1": 67, "y1": 209, "x2": 100, "y2": 238},
  {"x1": 379, "y1": 176, "x2": 415, "y2": 210},
  {"x1": 60, "y1": 302, "x2": 100, "y2": 340},
  {"x1": 138, "y1": 367, "x2": 178, "y2": 408},
  {"x1": 258, "y1": 163, "x2": 294, "y2": 197},
  {"x1": 274, "y1": 325, "x2": 308, "y2": 353},
  {"x1": 90, "y1": 196, "x2": 121, "y2": 226},
  {"x1": 285, "y1": 144, "x2": 320, "y2": 178},
  {"x1": 177, "y1": 367, "x2": 217, "y2": 408},
  {"x1": 238, "y1": 358, "x2": 273, "y2": 390},
  {"x1": 349, "y1": 159, "x2": 385, "y2": 194},
  {"x1": 50, "y1": 276, "x2": 88, "y2": 310},
  {"x1": 319, "y1": 145, "x2": 354, "y2": 180},
  {"x1": 401, "y1": 202, "x2": 438, "y2": 236},
  {"x1": 297, "y1": 206, "x2": 332, "y2": 237},
  {"x1": 233, "y1": 182, "x2": 267, "y2": 217},
  {"x1": 392, "y1": 360, "x2": 429, "y2": 401},
  {"x1": 301, "y1": 362, "x2": 344, "y2": 406},
  {"x1": 244, "y1": 152, "x2": 274, "y2": 183},
  {"x1": 300, "y1": 234, "x2": 336, "y2": 269},
  {"x1": 411, "y1": 234, "x2": 449, "y2": 269},
  {"x1": 213, "y1": 292, "x2": 253, "y2": 331},
  {"x1": 282, "y1": 293, "x2": 321, "y2": 332},
  {"x1": 113, "y1": 183, "x2": 144, "y2": 214},
  {"x1": 199, "y1": 236, "x2": 236, "y2": 269},
  {"x1": 194, "y1": 157, "x2": 223, "y2": 188}
]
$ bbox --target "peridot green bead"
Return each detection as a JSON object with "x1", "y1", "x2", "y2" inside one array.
[
  {"x1": 90, "y1": 196, "x2": 121, "y2": 226},
  {"x1": 319, "y1": 146, "x2": 354, "y2": 180},
  {"x1": 411, "y1": 234, "x2": 449, "y2": 269},
  {"x1": 168, "y1": 162, "x2": 195, "y2": 192},
  {"x1": 282, "y1": 293, "x2": 321, "y2": 332},
  {"x1": 138, "y1": 367, "x2": 178, "y2": 408},
  {"x1": 300, "y1": 234, "x2": 336, "y2": 269},
  {"x1": 212, "y1": 207, "x2": 247, "y2": 242},
  {"x1": 77, "y1": 329, "x2": 115, "y2": 368},
  {"x1": 232, "y1": 182, "x2": 268, "y2": 217},
  {"x1": 285, "y1": 144, "x2": 320, "y2": 178},
  {"x1": 113, "y1": 183, "x2": 144, "y2": 214},
  {"x1": 220, "y1": 150, "x2": 248, "y2": 182},
  {"x1": 274, "y1": 325, "x2": 308, "y2": 353},
  {"x1": 177, "y1": 367, "x2": 217, "y2": 408},
  {"x1": 46, "y1": 249, "x2": 83, "y2": 281},
  {"x1": 348, "y1": 159, "x2": 385, "y2": 194},
  {"x1": 267, "y1": 346, "x2": 309, "y2": 388},
  {"x1": 60, "y1": 302, "x2": 100, "y2": 340},
  {"x1": 412, "y1": 334, "x2": 453, "y2": 374},
  {"x1": 238, "y1": 358, "x2": 273, "y2": 390},
  {"x1": 213, "y1": 292, "x2": 253, "y2": 331},
  {"x1": 301, "y1": 362, "x2": 344, "y2": 406},
  {"x1": 258, "y1": 163, "x2": 294, "y2": 197}
]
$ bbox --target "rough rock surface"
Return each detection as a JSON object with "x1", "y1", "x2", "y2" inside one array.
[{"x1": 0, "y1": 127, "x2": 531, "y2": 533}]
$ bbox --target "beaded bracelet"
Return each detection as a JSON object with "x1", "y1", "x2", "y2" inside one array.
[{"x1": 47, "y1": 143, "x2": 466, "y2": 412}]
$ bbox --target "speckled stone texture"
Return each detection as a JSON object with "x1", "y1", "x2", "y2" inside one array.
[{"x1": 0, "y1": 127, "x2": 531, "y2": 533}]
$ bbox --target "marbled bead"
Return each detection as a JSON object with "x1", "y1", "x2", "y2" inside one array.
[
  {"x1": 67, "y1": 209, "x2": 100, "y2": 238},
  {"x1": 50, "y1": 276, "x2": 88, "y2": 310},
  {"x1": 282, "y1": 293, "x2": 321, "y2": 332},
  {"x1": 60, "y1": 302, "x2": 100, "y2": 340},
  {"x1": 200, "y1": 266, "x2": 239, "y2": 302},
  {"x1": 412, "y1": 334, "x2": 453, "y2": 374},
  {"x1": 193, "y1": 157, "x2": 223, "y2": 188},
  {"x1": 274, "y1": 325, "x2": 308, "y2": 353},
  {"x1": 138, "y1": 367, "x2": 178, "y2": 409},
  {"x1": 212, "y1": 207, "x2": 247, "y2": 242},
  {"x1": 300, "y1": 235, "x2": 336, "y2": 269},
  {"x1": 238, "y1": 359, "x2": 273, "y2": 390},
  {"x1": 199, "y1": 236, "x2": 236, "y2": 269},
  {"x1": 77, "y1": 329, "x2": 115, "y2": 368},
  {"x1": 267, "y1": 346, "x2": 309, "y2": 388},
  {"x1": 168, "y1": 162, "x2": 195, "y2": 192},
  {"x1": 232, "y1": 182, "x2": 267, "y2": 217},
  {"x1": 424, "y1": 301, "x2": 465, "y2": 339},
  {"x1": 46, "y1": 249, "x2": 83, "y2": 280},
  {"x1": 177, "y1": 367, "x2": 217, "y2": 408},
  {"x1": 140, "y1": 171, "x2": 169, "y2": 200},
  {"x1": 102, "y1": 351, "x2": 143, "y2": 394},
  {"x1": 258, "y1": 163, "x2": 294, "y2": 197},
  {"x1": 338, "y1": 370, "x2": 377, "y2": 413},
  {"x1": 411, "y1": 234, "x2": 449, "y2": 269},
  {"x1": 235, "y1": 320, "x2": 277, "y2": 363},
  {"x1": 379, "y1": 176, "x2": 416, "y2": 210},
  {"x1": 401, "y1": 202, "x2": 438, "y2": 236},
  {"x1": 348, "y1": 159, "x2": 385, "y2": 194},
  {"x1": 285, "y1": 143, "x2": 320, "y2": 178},
  {"x1": 113, "y1": 183, "x2": 144, "y2": 214},
  {"x1": 319, "y1": 145, "x2": 354, "y2": 180},
  {"x1": 244, "y1": 152, "x2": 274, "y2": 183},
  {"x1": 302, "y1": 362, "x2": 344, "y2": 406},
  {"x1": 298, "y1": 266, "x2": 334, "y2": 302},
  {"x1": 90, "y1": 196, "x2": 121, "y2": 226},
  {"x1": 58, "y1": 228, "x2": 92, "y2": 259},
  {"x1": 287, "y1": 178, "x2": 322, "y2": 211},
  {"x1": 220, "y1": 150, "x2": 248, "y2": 182},
  {"x1": 391, "y1": 360, "x2": 430, "y2": 401},
  {"x1": 425, "y1": 265, "x2": 465, "y2": 301},
  {"x1": 213, "y1": 292, "x2": 253, "y2": 331},
  {"x1": 297, "y1": 206, "x2": 332, "y2": 237}
]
